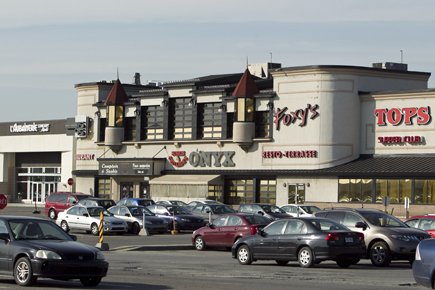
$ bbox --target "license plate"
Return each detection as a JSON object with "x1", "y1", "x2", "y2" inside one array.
[{"x1": 345, "y1": 237, "x2": 353, "y2": 243}]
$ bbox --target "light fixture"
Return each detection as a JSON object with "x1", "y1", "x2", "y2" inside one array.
[
  {"x1": 283, "y1": 182, "x2": 287, "y2": 188},
  {"x1": 134, "y1": 108, "x2": 141, "y2": 116},
  {"x1": 94, "y1": 110, "x2": 101, "y2": 118},
  {"x1": 267, "y1": 101, "x2": 274, "y2": 110},
  {"x1": 307, "y1": 183, "x2": 310, "y2": 187},
  {"x1": 218, "y1": 104, "x2": 227, "y2": 112},
  {"x1": 188, "y1": 98, "x2": 197, "y2": 107},
  {"x1": 161, "y1": 100, "x2": 168, "y2": 107}
]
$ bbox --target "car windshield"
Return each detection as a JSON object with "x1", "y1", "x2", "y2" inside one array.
[
  {"x1": 167, "y1": 206, "x2": 191, "y2": 215},
  {"x1": 137, "y1": 200, "x2": 154, "y2": 207},
  {"x1": 210, "y1": 205, "x2": 236, "y2": 214},
  {"x1": 130, "y1": 206, "x2": 155, "y2": 217},
  {"x1": 300, "y1": 206, "x2": 321, "y2": 214},
  {"x1": 260, "y1": 205, "x2": 286, "y2": 214},
  {"x1": 360, "y1": 211, "x2": 406, "y2": 227},
  {"x1": 87, "y1": 207, "x2": 113, "y2": 217},
  {"x1": 171, "y1": 200, "x2": 187, "y2": 206},
  {"x1": 9, "y1": 220, "x2": 73, "y2": 241}
]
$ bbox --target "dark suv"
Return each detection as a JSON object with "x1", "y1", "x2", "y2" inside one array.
[{"x1": 315, "y1": 208, "x2": 430, "y2": 266}]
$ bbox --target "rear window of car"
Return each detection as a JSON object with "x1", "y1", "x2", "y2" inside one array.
[{"x1": 245, "y1": 214, "x2": 271, "y2": 225}]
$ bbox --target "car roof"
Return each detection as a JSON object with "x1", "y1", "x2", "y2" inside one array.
[{"x1": 0, "y1": 215, "x2": 49, "y2": 221}]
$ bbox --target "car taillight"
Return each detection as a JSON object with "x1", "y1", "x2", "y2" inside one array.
[
  {"x1": 357, "y1": 232, "x2": 364, "y2": 242},
  {"x1": 325, "y1": 233, "x2": 339, "y2": 241},
  {"x1": 250, "y1": 225, "x2": 258, "y2": 235}
]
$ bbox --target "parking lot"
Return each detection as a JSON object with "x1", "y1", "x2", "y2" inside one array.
[{"x1": 0, "y1": 204, "x2": 429, "y2": 289}]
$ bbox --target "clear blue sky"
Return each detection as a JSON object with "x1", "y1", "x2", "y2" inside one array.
[{"x1": 1, "y1": 0, "x2": 435, "y2": 122}]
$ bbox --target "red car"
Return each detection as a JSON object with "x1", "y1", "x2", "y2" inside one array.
[
  {"x1": 404, "y1": 215, "x2": 435, "y2": 237},
  {"x1": 192, "y1": 213, "x2": 272, "y2": 250}
]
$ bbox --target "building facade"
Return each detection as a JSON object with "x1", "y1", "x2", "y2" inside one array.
[{"x1": 71, "y1": 62, "x2": 435, "y2": 215}]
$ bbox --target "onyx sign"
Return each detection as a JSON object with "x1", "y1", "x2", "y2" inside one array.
[{"x1": 168, "y1": 151, "x2": 235, "y2": 168}]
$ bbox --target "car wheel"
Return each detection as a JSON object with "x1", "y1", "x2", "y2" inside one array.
[
  {"x1": 275, "y1": 260, "x2": 289, "y2": 266},
  {"x1": 48, "y1": 209, "x2": 57, "y2": 220},
  {"x1": 80, "y1": 277, "x2": 102, "y2": 287},
  {"x1": 336, "y1": 258, "x2": 353, "y2": 268},
  {"x1": 91, "y1": 223, "x2": 99, "y2": 236},
  {"x1": 194, "y1": 236, "x2": 206, "y2": 251},
  {"x1": 369, "y1": 241, "x2": 391, "y2": 267},
  {"x1": 131, "y1": 222, "x2": 141, "y2": 235},
  {"x1": 14, "y1": 257, "x2": 37, "y2": 286},
  {"x1": 60, "y1": 220, "x2": 69, "y2": 233},
  {"x1": 298, "y1": 246, "x2": 314, "y2": 268},
  {"x1": 237, "y1": 245, "x2": 252, "y2": 265}
]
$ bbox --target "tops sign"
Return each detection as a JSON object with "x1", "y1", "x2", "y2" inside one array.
[
  {"x1": 374, "y1": 106, "x2": 431, "y2": 126},
  {"x1": 273, "y1": 104, "x2": 319, "y2": 130},
  {"x1": 10, "y1": 122, "x2": 50, "y2": 133}
]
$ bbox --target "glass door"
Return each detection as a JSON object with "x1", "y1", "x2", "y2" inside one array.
[{"x1": 287, "y1": 184, "x2": 305, "y2": 204}]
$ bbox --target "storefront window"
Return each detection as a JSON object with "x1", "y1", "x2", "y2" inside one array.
[
  {"x1": 227, "y1": 179, "x2": 254, "y2": 205},
  {"x1": 259, "y1": 179, "x2": 276, "y2": 204},
  {"x1": 96, "y1": 178, "x2": 111, "y2": 199},
  {"x1": 415, "y1": 180, "x2": 435, "y2": 204},
  {"x1": 207, "y1": 185, "x2": 223, "y2": 202},
  {"x1": 198, "y1": 103, "x2": 222, "y2": 139},
  {"x1": 338, "y1": 179, "x2": 373, "y2": 203},
  {"x1": 16, "y1": 167, "x2": 61, "y2": 203},
  {"x1": 141, "y1": 106, "x2": 164, "y2": 140}
]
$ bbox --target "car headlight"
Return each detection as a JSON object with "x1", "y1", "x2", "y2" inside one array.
[
  {"x1": 103, "y1": 221, "x2": 110, "y2": 226},
  {"x1": 35, "y1": 250, "x2": 62, "y2": 260},
  {"x1": 96, "y1": 251, "x2": 105, "y2": 261},
  {"x1": 391, "y1": 234, "x2": 417, "y2": 242}
]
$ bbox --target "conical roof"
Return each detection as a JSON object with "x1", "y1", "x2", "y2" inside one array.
[
  {"x1": 232, "y1": 68, "x2": 259, "y2": 98},
  {"x1": 104, "y1": 79, "x2": 129, "y2": 105}
]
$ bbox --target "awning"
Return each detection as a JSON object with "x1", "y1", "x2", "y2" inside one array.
[{"x1": 149, "y1": 174, "x2": 221, "y2": 185}]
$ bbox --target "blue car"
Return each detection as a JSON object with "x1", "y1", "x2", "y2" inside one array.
[{"x1": 413, "y1": 239, "x2": 435, "y2": 288}]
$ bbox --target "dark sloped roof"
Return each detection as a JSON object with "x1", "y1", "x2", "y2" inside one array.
[
  {"x1": 104, "y1": 79, "x2": 129, "y2": 105},
  {"x1": 232, "y1": 69, "x2": 260, "y2": 98},
  {"x1": 162, "y1": 155, "x2": 435, "y2": 178}
]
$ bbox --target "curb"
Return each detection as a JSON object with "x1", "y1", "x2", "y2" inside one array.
[{"x1": 111, "y1": 244, "x2": 194, "y2": 252}]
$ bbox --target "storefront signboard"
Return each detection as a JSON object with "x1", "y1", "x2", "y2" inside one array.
[
  {"x1": 99, "y1": 161, "x2": 152, "y2": 175},
  {"x1": 262, "y1": 150, "x2": 318, "y2": 159},
  {"x1": 9, "y1": 122, "x2": 50, "y2": 133},
  {"x1": 168, "y1": 151, "x2": 235, "y2": 168},
  {"x1": 378, "y1": 136, "x2": 424, "y2": 145}
]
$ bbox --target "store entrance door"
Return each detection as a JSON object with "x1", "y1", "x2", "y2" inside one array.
[
  {"x1": 287, "y1": 184, "x2": 305, "y2": 204},
  {"x1": 30, "y1": 182, "x2": 57, "y2": 203},
  {"x1": 120, "y1": 182, "x2": 134, "y2": 199}
]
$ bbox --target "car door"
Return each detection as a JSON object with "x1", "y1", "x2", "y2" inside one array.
[
  {"x1": 202, "y1": 216, "x2": 227, "y2": 246},
  {"x1": 278, "y1": 220, "x2": 307, "y2": 259},
  {"x1": 64, "y1": 207, "x2": 80, "y2": 230},
  {"x1": 222, "y1": 215, "x2": 244, "y2": 246},
  {"x1": 76, "y1": 207, "x2": 91, "y2": 229},
  {"x1": 251, "y1": 220, "x2": 286, "y2": 259},
  {"x1": 0, "y1": 220, "x2": 11, "y2": 272}
]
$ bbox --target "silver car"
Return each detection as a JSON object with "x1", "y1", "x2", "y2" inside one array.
[
  {"x1": 108, "y1": 205, "x2": 168, "y2": 234},
  {"x1": 56, "y1": 205, "x2": 128, "y2": 235}
]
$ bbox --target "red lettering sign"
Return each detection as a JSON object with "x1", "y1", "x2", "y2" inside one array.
[
  {"x1": 374, "y1": 106, "x2": 431, "y2": 126},
  {"x1": 168, "y1": 151, "x2": 188, "y2": 168},
  {"x1": 378, "y1": 136, "x2": 424, "y2": 144},
  {"x1": 274, "y1": 104, "x2": 319, "y2": 130},
  {"x1": 263, "y1": 150, "x2": 318, "y2": 159}
]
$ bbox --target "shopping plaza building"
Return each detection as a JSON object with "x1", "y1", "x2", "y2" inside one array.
[{"x1": 2, "y1": 61, "x2": 435, "y2": 215}]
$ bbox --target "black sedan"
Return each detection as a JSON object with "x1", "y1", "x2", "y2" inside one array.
[
  {"x1": 0, "y1": 216, "x2": 108, "y2": 286},
  {"x1": 413, "y1": 238, "x2": 435, "y2": 288},
  {"x1": 147, "y1": 204, "x2": 206, "y2": 232},
  {"x1": 232, "y1": 217, "x2": 366, "y2": 268}
]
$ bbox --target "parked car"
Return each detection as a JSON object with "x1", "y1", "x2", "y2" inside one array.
[
  {"x1": 232, "y1": 217, "x2": 366, "y2": 268},
  {"x1": 192, "y1": 213, "x2": 272, "y2": 251},
  {"x1": 108, "y1": 205, "x2": 168, "y2": 234},
  {"x1": 405, "y1": 215, "x2": 435, "y2": 238},
  {"x1": 117, "y1": 198, "x2": 155, "y2": 207},
  {"x1": 413, "y1": 238, "x2": 435, "y2": 288},
  {"x1": 78, "y1": 197, "x2": 116, "y2": 209},
  {"x1": 281, "y1": 204, "x2": 321, "y2": 217},
  {"x1": 238, "y1": 203, "x2": 290, "y2": 220},
  {"x1": 190, "y1": 203, "x2": 237, "y2": 223},
  {"x1": 314, "y1": 208, "x2": 430, "y2": 266},
  {"x1": 147, "y1": 204, "x2": 206, "y2": 232},
  {"x1": 156, "y1": 200, "x2": 188, "y2": 207},
  {"x1": 186, "y1": 200, "x2": 223, "y2": 210},
  {"x1": 56, "y1": 205, "x2": 128, "y2": 235},
  {"x1": 0, "y1": 216, "x2": 108, "y2": 286},
  {"x1": 44, "y1": 191, "x2": 90, "y2": 220}
]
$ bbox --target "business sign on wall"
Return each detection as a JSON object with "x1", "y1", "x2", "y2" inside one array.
[
  {"x1": 273, "y1": 104, "x2": 319, "y2": 130},
  {"x1": 374, "y1": 106, "x2": 431, "y2": 126},
  {"x1": 9, "y1": 122, "x2": 50, "y2": 133},
  {"x1": 99, "y1": 161, "x2": 152, "y2": 175},
  {"x1": 168, "y1": 151, "x2": 235, "y2": 168},
  {"x1": 378, "y1": 136, "x2": 424, "y2": 144}
]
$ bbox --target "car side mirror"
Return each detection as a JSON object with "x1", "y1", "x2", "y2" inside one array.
[
  {"x1": 257, "y1": 211, "x2": 264, "y2": 216},
  {"x1": 69, "y1": 234, "x2": 77, "y2": 241},
  {"x1": 258, "y1": 228, "x2": 266, "y2": 236},
  {"x1": 164, "y1": 212, "x2": 169, "y2": 216},
  {"x1": 205, "y1": 209, "x2": 211, "y2": 214},
  {"x1": 83, "y1": 213, "x2": 89, "y2": 217},
  {"x1": 125, "y1": 213, "x2": 131, "y2": 217},
  {"x1": 72, "y1": 200, "x2": 77, "y2": 204},
  {"x1": 207, "y1": 223, "x2": 215, "y2": 228},
  {"x1": 0, "y1": 233, "x2": 10, "y2": 243},
  {"x1": 355, "y1": 221, "x2": 368, "y2": 230}
]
